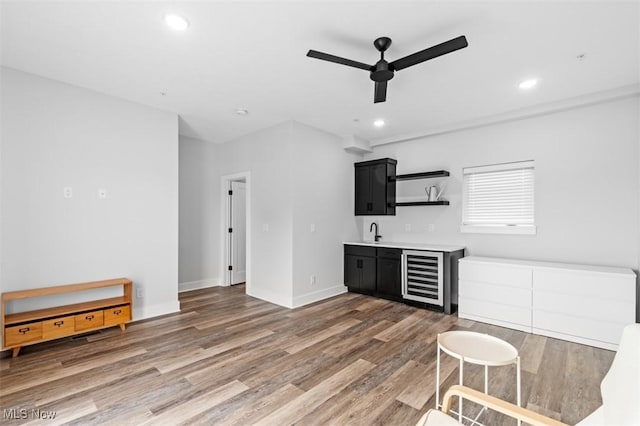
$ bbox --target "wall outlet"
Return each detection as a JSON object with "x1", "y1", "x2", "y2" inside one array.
[
  {"x1": 428, "y1": 224, "x2": 435, "y2": 232},
  {"x1": 136, "y1": 287, "x2": 143, "y2": 299},
  {"x1": 63, "y1": 187, "x2": 73, "y2": 198},
  {"x1": 405, "y1": 224, "x2": 412, "y2": 232},
  {"x1": 310, "y1": 275, "x2": 316, "y2": 285},
  {"x1": 310, "y1": 223, "x2": 316, "y2": 233},
  {"x1": 98, "y1": 188, "x2": 107, "y2": 199}
]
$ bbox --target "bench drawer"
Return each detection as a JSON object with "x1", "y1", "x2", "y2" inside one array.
[
  {"x1": 104, "y1": 305, "x2": 131, "y2": 326},
  {"x1": 5, "y1": 322, "x2": 42, "y2": 347},
  {"x1": 75, "y1": 310, "x2": 104, "y2": 331},
  {"x1": 43, "y1": 316, "x2": 75, "y2": 339}
]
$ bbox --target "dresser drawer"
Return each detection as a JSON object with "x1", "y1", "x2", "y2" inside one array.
[
  {"x1": 459, "y1": 280, "x2": 531, "y2": 308},
  {"x1": 459, "y1": 261, "x2": 532, "y2": 289},
  {"x1": 5, "y1": 322, "x2": 42, "y2": 347},
  {"x1": 43, "y1": 316, "x2": 75, "y2": 339},
  {"x1": 75, "y1": 310, "x2": 104, "y2": 331},
  {"x1": 104, "y1": 305, "x2": 131, "y2": 326}
]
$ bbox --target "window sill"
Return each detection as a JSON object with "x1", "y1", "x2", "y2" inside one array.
[{"x1": 460, "y1": 225, "x2": 537, "y2": 235}]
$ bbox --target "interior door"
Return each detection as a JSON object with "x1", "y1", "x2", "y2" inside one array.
[{"x1": 230, "y1": 181, "x2": 246, "y2": 285}]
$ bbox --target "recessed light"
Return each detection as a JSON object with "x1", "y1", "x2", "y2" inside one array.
[
  {"x1": 164, "y1": 14, "x2": 189, "y2": 31},
  {"x1": 235, "y1": 108, "x2": 249, "y2": 116},
  {"x1": 518, "y1": 78, "x2": 538, "y2": 90},
  {"x1": 373, "y1": 119, "x2": 385, "y2": 128}
]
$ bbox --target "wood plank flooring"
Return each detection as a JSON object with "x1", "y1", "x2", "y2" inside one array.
[{"x1": 0, "y1": 285, "x2": 615, "y2": 425}]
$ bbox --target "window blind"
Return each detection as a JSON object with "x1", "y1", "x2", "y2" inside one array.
[{"x1": 462, "y1": 161, "x2": 535, "y2": 231}]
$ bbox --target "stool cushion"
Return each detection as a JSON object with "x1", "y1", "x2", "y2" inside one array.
[{"x1": 416, "y1": 409, "x2": 462, "y2": 426}]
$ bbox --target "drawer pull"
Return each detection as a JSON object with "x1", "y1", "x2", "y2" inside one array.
[
  {"x1": 113, "y1": 309, "x2": 122, "y2": 315},
  {"x1": 54, "y1": 321, "x2": 64, "y2": 327},
  {"x1": 19, "y1": 327, "x2": 30, "y2": 334},
  {"x1": 85, "y1": 315, "x2": 94, "y2": 320}
]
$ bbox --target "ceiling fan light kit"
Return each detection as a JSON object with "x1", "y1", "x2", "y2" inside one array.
[{"x1": 307, "y1": 35, "x2": 468, "y2": 103}]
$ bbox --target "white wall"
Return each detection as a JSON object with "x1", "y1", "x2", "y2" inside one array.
[
  {"x1": 178, "y1": 121, "x2": 361, "y2": 308},
  {"x1": 0, "y1": 68, "x2": 180, "y2": 320},
  {"x1": 215, "y1": 122, "x2": 295, "y2": 307},
  {"x1": 179, "y1": 123, "x2": 295, "y2": 306},
  {"x1": 364, "y1": 97, "x2": 639, "y2": 272},
  {"x1": 179, "y1": 136, "x2": 221, "y2": 287},
  {"x1": 290, "y1": 122, "x2": 361, "y2": 307}
]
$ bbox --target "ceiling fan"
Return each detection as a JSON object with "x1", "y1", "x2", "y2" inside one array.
[{"x1": 306, "y1": 35, "x2": 468, "y2": 103}]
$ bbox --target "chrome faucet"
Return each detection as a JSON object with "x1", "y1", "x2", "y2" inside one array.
[{"x1": 369, "y1": 222, "x2": 382, "y2": 242}]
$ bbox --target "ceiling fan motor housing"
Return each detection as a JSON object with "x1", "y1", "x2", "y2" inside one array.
[{"x1": 370, "y1": 61, "x2": 394, "y2": 82}]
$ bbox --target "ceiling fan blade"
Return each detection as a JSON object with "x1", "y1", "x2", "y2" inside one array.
[
  {"x1": 374, "y1": 81, "x2": 387, "y2": 103},
  {"x1": 390, "y1": 35, "x2": 468, "y2": 71},
  {"x1": 306, "y1": 50, "x2": 372, "y2": 71}
]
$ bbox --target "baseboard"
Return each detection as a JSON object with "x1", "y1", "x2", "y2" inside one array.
[
  {"x1": 292, "y1": 285, "x2": 348, "y2": 308},
  {"x1": 178, "y1": 278, "x2": 221, "y2": 293},
  {"x1": 532, "y1": 328, "x2": 618, "y2": 351},
  {"x1": 247, "y1": 287, "x2": 293, "y2": 309},
  {"x1": 457, "y1": 312, "x2": 533, "y2": 334},
  {"x1": 133, "y1": 300, "x2": 181, "y2": 321}
]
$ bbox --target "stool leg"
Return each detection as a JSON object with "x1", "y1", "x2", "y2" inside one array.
[
  {"x1": 484, "y1": 364, "x2": 488, "y2": 394},
  {"x1": 458, "y1": 358, "x2": 464, "y2": 422},
  {"x1": 436, "y1": 343, "x2": 441, "y2": 409},
  {"x1": 516, "y1": 356, "x2": 522, "y2": 426}
]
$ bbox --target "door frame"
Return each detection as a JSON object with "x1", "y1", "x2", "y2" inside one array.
[{"x1": 220, "y1": 171, "x2": 251, "y2": 291}]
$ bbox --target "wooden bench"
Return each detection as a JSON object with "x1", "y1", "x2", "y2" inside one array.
[{"x1": 1, "y1": 278, "x2": 133, "y2": 357}]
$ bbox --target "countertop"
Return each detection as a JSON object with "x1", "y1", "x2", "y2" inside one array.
[
  {"x1": 344, "y1": 241, "x2": 465, "y2": 253},
  {"x1": 460, "y1": 256, "x2": 635, "y2": 276}
]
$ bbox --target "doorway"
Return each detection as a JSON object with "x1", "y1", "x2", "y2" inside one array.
[{"x1": 221, "y1": 172, "x2": 250, "y2": 291}]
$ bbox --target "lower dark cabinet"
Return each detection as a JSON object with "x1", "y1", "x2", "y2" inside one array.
[
  {"x1": 376, "y1": 257, "x2": 402, "y2": 298},
  {"x1": 344, "y1": 249, "x2": 376, "y2": 292},
  {"x1": 344, "y1": 245, "x2": 401, "y2": 300},
  {"x1": 344, "y1": 244, "x2": 463, "y2": 314}
]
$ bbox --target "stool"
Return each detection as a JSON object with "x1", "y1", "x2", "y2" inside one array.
[{"x1": 436, "y1": 331, "x2": 521, "y2": 424}]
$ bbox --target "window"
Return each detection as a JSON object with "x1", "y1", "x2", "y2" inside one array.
[{"x1": 461, "y1": 160, "x2": 535, "y2": 235}]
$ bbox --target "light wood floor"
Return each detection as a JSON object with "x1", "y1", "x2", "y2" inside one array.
[{"x1": 0, "y1": 285, "x2": 614, "y2": 425}]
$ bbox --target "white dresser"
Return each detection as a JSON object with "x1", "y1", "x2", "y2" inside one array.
[{"x1": 459, "y1": 256, "x2": 637, "y2": 350}]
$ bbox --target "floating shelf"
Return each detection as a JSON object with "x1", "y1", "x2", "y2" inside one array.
[
  {"x1": 396, "y1": 201, "x2": 450, "y2": 207},
  {"x1": 395, "y1": 170, "x2": 449, "y2": 181}
]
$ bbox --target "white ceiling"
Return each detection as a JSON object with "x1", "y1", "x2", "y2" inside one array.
[{"x1": 2, "y1": 1, "x2": 639, "y2": 145}]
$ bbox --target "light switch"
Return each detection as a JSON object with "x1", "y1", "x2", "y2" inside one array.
[
  {"x1": 428, "y1": 224, "x2": 435, "y2": 232},
  {"x1": 405, "y1": 224, "x2": 411, "y2": 232},
  {"x1": 310, "y1": 224, "x2": 316, "y2": 233},
  {"x1": 263, "y1": 224, "x2": 269, "y2": 232}
]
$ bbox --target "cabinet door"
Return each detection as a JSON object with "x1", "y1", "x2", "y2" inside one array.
[
  {"x1": 377, "y1": 257, "x2": 401, "y2": 297},
  {"x1": 354, "y1": 166, "x2": 371, "y2": 215},
  {"x1": 360, "y1": 256, "x2": 377, "y2": 291},
  {"x1": 344, "y1": 255, "x2": 361, "y2": 290},
  {"x1": 369, "y1": 163, "x2": 387, "y2": 214}
]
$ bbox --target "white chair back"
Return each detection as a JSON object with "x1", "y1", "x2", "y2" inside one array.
[{"x1": 599, "y1": 323, "x2": 640, "y2": 425}]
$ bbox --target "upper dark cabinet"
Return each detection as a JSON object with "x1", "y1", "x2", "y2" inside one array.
[{"x1": 354, "y1": 158, "x2": 397, "y2": 215}]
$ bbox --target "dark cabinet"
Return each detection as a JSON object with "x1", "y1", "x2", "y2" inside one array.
[
  {"x1": 344, "y1": 245, "x2": 376, "y2": 292},
  {"x1": 354, "y1": 158, "x2": 396, "y2": 216},
  {"x1": 376, "y1": 248, "x2": 402, "y2": 299},
  {"x1": 344, "y1": 245, "x2": 401, "y2": 299},
  {"x1": 344, "y1": 244, "x2": 463, "y2": 314}
]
